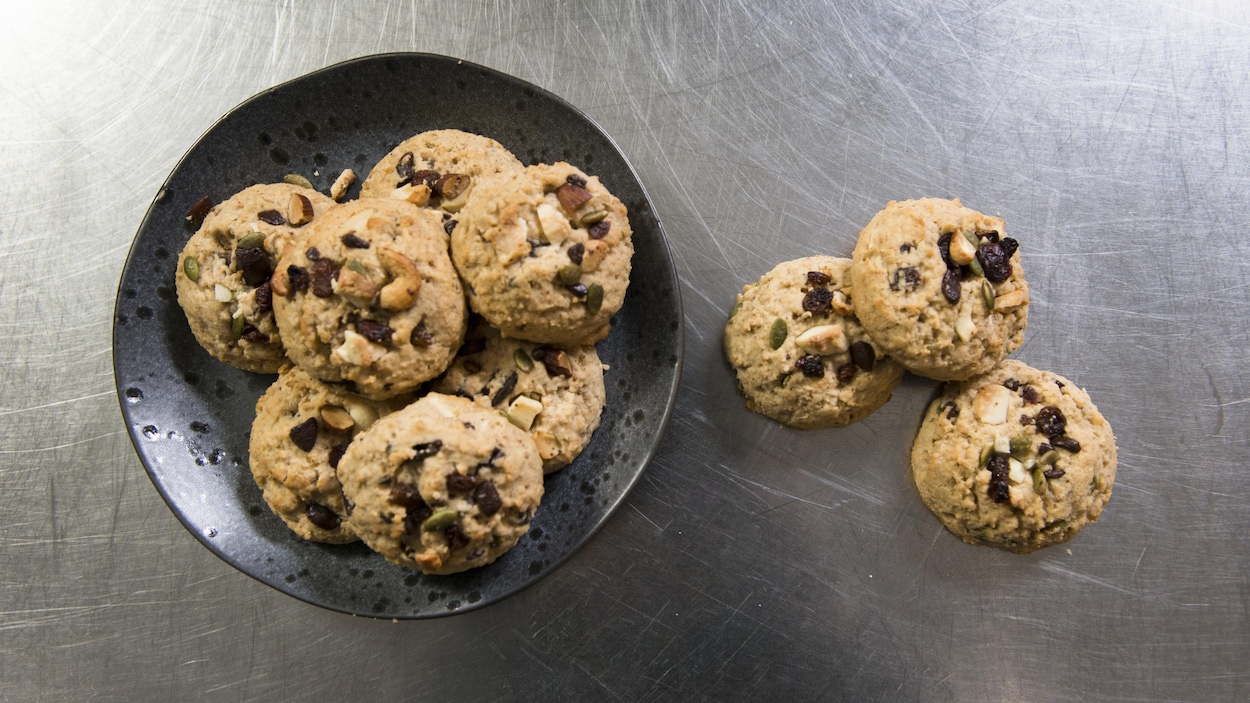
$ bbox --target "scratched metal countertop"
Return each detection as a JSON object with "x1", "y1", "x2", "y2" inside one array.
[{"x1": 2, "y1": 2, "x2": 1247, "y2": 700}]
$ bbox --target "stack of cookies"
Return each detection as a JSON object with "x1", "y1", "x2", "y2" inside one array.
[
  {"x1": 174, "y1": 130, "x2": 631, "y2": 575},
  {"x1": 723, "y1": 198, "x2": 1116, "y2": 553}
]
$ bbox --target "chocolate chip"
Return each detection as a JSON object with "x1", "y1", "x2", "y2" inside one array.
[
  {"x1": 413, "y1": 169, "x2": 440, "y2": 190},
  {"x1": 257, "y1": 209, "x2": 285, "y2": 226},
  {"x1": 443, "y1": 524, "x2": 470, "y2": 551},
  {"x1": 807, "y1": 271, "x2": 831, "y2": 285},
  {"x1": 413, "y1": 440, "x2": 443, "y2": 460},
  {"x1": 849, "y1": 341, "x2": 876, "y2": 371},
  {"x1": 306, "y1": 504, "x2": 340, "y2": 530},
  {"x1": 889, "y1": 266, "x2": 921, "y2": 291},
  {"x1": 433, "y1": 173, "x2": 470, "y2": 200},
  {"x1": 1022, "y1": 386, "x2": 1040, "y2": 404},
  {"x1": 492, "y1": 372, "x2": 518, "y2": 407},
  {"x1": 310, "y1": 258, "x2": 339, "y2": 297},
  {"x1": 836, "y1": 363, "x2": 857, "y2": 383},
  {"x1": 1035, "y1": 406, "x2": 1067, "y2": 438},
  {"x1": 976, "y1": 243, "x2": 1012, "y2": 283},
  {"x1": 289, "y1": 418, "x2": 318, "y2": 452},
  {"x1": 341, "y1": 233, "x2": 370, "y2": 248},
  {"x1": 941, "y1": 268, "x2": 961, "y2": 304},
  {"x1": 446, "y1": 473, "x2": 478, "y2": 493},
  {"x1": 795, "y1": 354, "x2": 824, "y2": 378},
  {"x1": 187, "y1": 196, "x2": 213, "y2": 226},
  {"x1": 1052, "y1": 436, "x2": 1081, "y2": 453},
  {"x1": 328, "y1": 442, "x2": 349, "y2": 469},
  {"x1": 356, "y1": 319, "x2": 393, "y2": 345},
  {"x1": 588, "y1": 221, "x2": 610, "y2": 239},
  {"x1": 287, "y1": 265, "x2": 309, "y2": 293},
  {"x1": 802, "y1": 287, "x2": 833, "y2": 313},
  {"x1": 254, "y1": 280, "x2": 273, "y2": 313},
  {"x1": 410, "y1": 322, "x2": 434, "y2": 347},
  {"x1": 567, "y1": 242, "x2": 585, "y2": 265},
  {"x1": 986, "y1": 454, "x2": 1011, "y2": 503},
  {"x1": 234, "y1": 246, "x2": 273, "y2": 287},
  {"x1": 472, "y1": 480, "x2": 502, "y2": 516},
  {"x1": 443, "y1": 219, "x2": 457, "y2": 235}
]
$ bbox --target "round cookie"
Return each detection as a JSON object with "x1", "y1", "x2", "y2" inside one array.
[
  {"x1": 174, "y1": 183, "x2": 335, "y2": 373},
  {"x1": 451, "y1": 162, "x2": 633, "y2": 346},
  {"x1": 337, "y1": 393, "x2": 544, "y2": 575},
  {"x1": 359, "y1": 129, "x2": 523, "y2": 213},
  {"x1": 433, "y1": 318, "x2": 606, "y2": 473},
  {"x1": 850, "y1": 198, "x2": 1029, "y2": 381},
  {"x1": 723, "y1": 256, "x2": 905, "y2": 428},
  {"x1": 248, "y1": 365, "x2": 407, "y2": 543},
  {"x1": 271, "y1": 198, "x2": 467, "y2": 400},
  {"x1": 911, "y1": 359, "x2": 1116, "y2": 553}
]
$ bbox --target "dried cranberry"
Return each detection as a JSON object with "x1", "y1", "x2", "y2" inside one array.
[
  {"x1": 588, "y1": 221, "x2": 611, "y2": 239},
  {"x1": 328, "y1": 442, "x2": 349, "y2": 469},
  {"x1": 234, "y1": 246, "x2": 273, "y2": 287},
  {"x1": 443, "y1": 219, "x2": 457, "y2": 235},
  {"x1": 289, "y1": 418, "x2": 318, "y2": 452},
  {"x1": 976, "y1": 243, "x2": 1012, "y2": 283},
  {"x1": 187, "y1": 196, "x2": 213, "y2": 226},
  {"x1": 341, "y1": 233, "x2": 370, "y2": 249},
  {"x1": 356, "y1": 319, "x2": 394, "y2": 345},
  {"x1": 409, "y1": 322, "x2": 434, "y2": 347},
  {"x1": 492, "y1": 372, "x2": 518, "y2": 407},
  {"x1": 836, "y1": 363, "x2": 857, "y2": 383},
  {"x1": 306, "y1": 504, "x2": 340, "y2": 530},
  {"x1": 1042, "y1": 468, "x2": 1066, "y2": 479},
  {"x1": 941, "y1": 268, "x2": 961, "y2": 304},
  {"x1": 567, "y1": 243, "x2": 585, "y2": 265},
  {"x1": 287, "y1": 265, "x2": 309, "y2": 293},
  {"x1": 1052, "y1": 436, "x2": 1081, "y2": 453},
  {"x1": 795, "y1": 354, "x2": 824, "y2": 378},
  {"x1": 999, "y1": 237, "x2": 1019, "y2": 258},
  {"x1": 443, "y1": 524, "x2": 470, "y2": 551},
  {"x1": 413, "y1": 440, "x2": 443, "y2": 460},
  {"x1": 937, "y1": 232, "x2": 955, "y2": 269},
  {"x1": 388, "y1": 483, "x2": 425, "y2": 509},
  {"x1": 802, "y1": 287, "x2": 833, "y2": 313},
  {"x1": 1021, "y1": 386, "x2": 1040, "y2": 404},
  {"x1": 257, "y1": 209, "x2": 285, "y2": 226},
  {"x1": 310, "y1": 258, "x2": 339, "y2": 298},
  {"x1": 807, "y1": 270, "x2": 831, "y2": 285},
  {"x1": 849, "y1": 341, "x2": 876, "y2": 371},
  {"x1": 889, "y1": 266, "x2": 921, "y2": 291},
  {"x1": 986, "y1": 454, "x2": 1011, "y2": 503},
  {"x1": 254, "y1": 280, "x2": 273, "y2": 313},
  {"x1": 446, "y1": 473, "x2": 478, "y2": 493},
  {"x1": 1035, "y1": 406, "x2": 1067, "y2": 438},
  {"x1": 472, "y1": 480, "x2": 502, "y2": 516}
]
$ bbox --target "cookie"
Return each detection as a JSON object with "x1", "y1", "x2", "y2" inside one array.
[
  {"x1": 247, "y1": 365, "x2": 406, "y2": 543},
  {"x1": 451, "y1": 162, "x2": 632, "y2": 345},
  {"x1": 723, "y1": 256, "x2": 905, "y2": 428},
  {"x1": 271, "y1": 198, "x2": 467, "y2": 400},
  {"x1": 911, "y1": 359, "x2": 1116, "y2": 553},
  {"x1": 174, "y1": 183, "x2": 335, "y2": 372},
  {"x1": 850, "y1": 198, "x2": 1029, "y2": 381},
  {"x1": 337, "y1": 393, "x2": 544, "y2": 575},
  {"x1": 433, "y1": 318, "x2": 606, "y2": 473},
  {"x1": 359, "y1": 129, "x2": 523, "y2": 213}
]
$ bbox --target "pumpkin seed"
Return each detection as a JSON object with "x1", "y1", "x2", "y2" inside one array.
[
  {"x1": 1037, "y1": 449, "x2": 1060, "y2": 466},
  {"x1": 283, "y1": 173, "x2": 314, "y2": 189},
  {"x1": 586, "y1": 283, "x2": 604, "y2": 315},
  {"x1": 346, "y1": 259, "x2": 366, "y2": 275},
  {"x1": 1009, "y1": 435, "x2": 1032, "y2": 458},
  {"x1": 514, "y1": 348, "x2": 534, "y2": 372},
  {"x1": 978, "y1": 443, "x2": 994, "y2": 468},
  {"x1": 1031, "y1": 466, "x2": 1047, "y2": 495},
  {"x1": 231, "y1": 313, "x2": 245, "y2": 337},
  {"x1": 422, "y1": 508, "x2": 458, "y2": 532},
  {"x1": 967, "y1": 255, "x2": 984, "y2": 278},
  {"x1": 579, "y1": 209, "x2": 608, "y2": 226},
  {"x1": 981, "y1": 279, "x2": 995, "y2": 309},
  {"x1": 237, "y1": 232, "x2": 265, "y2": 250},
  {"x1": 183, "y1": 256, "x2": 199, "y2": 282},
  {"x1": 558, "y1": 264, "x2": 582, "y2": 286},
  {"x1": 769, "y1": 318, "x2": 787, "y2": 349}
]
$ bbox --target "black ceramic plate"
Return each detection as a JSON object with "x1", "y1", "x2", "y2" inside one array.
[{"x1": 113, "y1": 53, "x2": 682, "y2": 618}]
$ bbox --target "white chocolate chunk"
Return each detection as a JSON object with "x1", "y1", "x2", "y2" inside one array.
[
  {"x1": 973, "y1": 384, "x2": 1013, "y2": 425},
  {"x1": 345, "y1": 401, "x2": 378, "y2": 431},
  {"x1": 334, "y1": 329, "x2": 380, "y2": 367},
  {"x1": 1008, "y1": 457, "x2": 1027, "y2": 484},
  {"x1": 505, "y1": 396, "x2": 544, "y2": 431},
  {"x1": 214, "y1": 284, "x2": 233, "y2": 302},
  {"x1": 955, "y1": 299, "x2": 976, "y2": 342},
  {"x1": 795, "y1": 324, "x2": 849, "y2": 356},
  {"x1": 536, "y1": 203, "x2": 572, "y2": 244},
  {"x1": 487, "y1": 211, "x2": 530, "y2": 265}
]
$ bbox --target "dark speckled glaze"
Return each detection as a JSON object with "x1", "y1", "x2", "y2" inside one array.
[{"x1": 112, "y1": 53, "x2": 682, "y2": 618}]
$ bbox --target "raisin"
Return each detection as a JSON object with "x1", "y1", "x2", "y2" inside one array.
[
  {"x1": 257, "y1": 209, "x2": 285, "y2": 226},
  {"x1": 836, "y1": 363, "x2": 857, "y2": 383},
  {"x1": 802, "y1": 287, "x2": 833, "y2": 313},
  {"x1": 289, "y1": 418, "x2": 318, "y2": 452},
  {"x1": 1035, "y1": 406, "x2": 1067, "y2": 438},
  {"x1": 492, "y1": 372, "x2": 518, "y2": 407},
  {"x1": 1052, "y1": 436, "x2": 1082, "y2": 453},
  {"x1": 534, "y1": 346, "x2": 572, "y2": 377},
  {"x1": 1020, "y1": 414, "x2": 1034, "y2": 426},
  {"x1": 481, "y1": 447, "x2": 505, "y2": 468},
  {"x1": 975, "y1": 229, "x2": 1000, "y2": 243},
  {"x1": 356, "y1": 319, "x2": 393, "y2": 345},
  {"x1": 287, "y1": 265, "x2": 309, "y2": 293},
  {"x1": 588, "y1": 221, "x2": 610, "y2": 239},
  {"x1": 806, "y1": 270, "x2": 831, "y2": 285},
  {"x1": 999, "y1": 237, "x2": 1019, "y2": 258},
  {"x1": 409, "y1": 322, "x2": 434, "y2": 347},
  {"x1": 567, "y1": 242, "x2": 585, "y2": 265},
  {"x1": 446, "y1": 473, "x2": 478, "y2": 493},
  {"x1": 388, "y1": 483, "x2": 425, "y2": 509},
  {"x1": 1003, "y1": 378, "x2": 1021, "y2": 391},
  {"x1": 1043, "y1": 468, "x2": 1066, "y2": 479},
  {"x1": 472, "y1": 480, "x2": 503, "y2": 516},
  {"x1": 566, "y1": 173, "x2": 588, "y2": 188},
  {"x1": 310, "y1": 258, "x2": 339, "y2": 298},
  {"x1": 986, "y1": 454, "x2": 1011, "y2": 503},
  {"x1": 795, "y1": 354, "x2": 824, "y2": 378},
  {"x1": 899, "y1": 243, "x2": 914, "y2": 253},
  {"x1": 937, "y1": 232, "x2": 955, "y2": 269},
  {"x1": 443, "y1": 219, "x2": 457, "y2": 235},
  {"x1": 341, "y1": 233, "x2": 370, "y2": 248},
  {"x1": 889, "y1": 266, "x2": 921, "y2": 291},
  {"x1": 413, "y1": 169, "x2": 440, "y2": 190},
  {"x1": 567, "y1": 283, "x2": 589, "y2": 298},
  {"x1": 413, "y1": 440, "x2": 443, "y2": 460},
  {"x1": 1021, "y1": 386, "x2": 1040, "y2": 404},
  {"x1": 941, "y1": 268, "x2": 961, "y2": 304},
  {"x1": 1038, "y1": 442, "x2": 1052, "y2": 454},
  {"x1": 976, "y1": 243, "x2": 1012, "y2": 283},
  {"x1": 328, "y1": 442, "x2": 349, "y2": 469},
  {"x1": 849, "y1": 341, "x2": 876, "y2": 371},
  {"x1": 402, "y1": 502, "x2": 433, "y2": 535},
  {"x1": 459, "y1": 337, "x2": 486, "y2": 356},
  {"x1": 941, "y1": 401, "x2": 960, "y2": 420},
  {"x1": 187, "y1": 196, "x2": 213, "y2": 226},
  {"x1": 395, "y1": 152, "x2": 415, "y2": 183},
  {"x1": 234, "y1": 246, "x2": 273, "y2": 287},
  {"x1": 305, "y1": 247, "x2": 321, "y2": 261},
  {"x1": 443, "y1": 524, "x2": 470, "y2": 551},
  {"x1": 254, "y1": 281, "x2": 273, "y2": 313},
  {"x1": 240, "y1": 325, "x2": 267, "y2": 343},
  {"x1": 306, "y1": 504, "x2": 340, "y2": 530}
]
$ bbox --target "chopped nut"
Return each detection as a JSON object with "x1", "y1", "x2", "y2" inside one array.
[
  {"x1": 993, "y1": 288, "x2": 1029, "y2": 311},
  {"x1": 434, "y1": 173, "x2": 471, "y2": 200},
  {"x1": 795, "y1": 324, "x2": 849, "y2": 356},
  {"x1": 330, "y1": 169, "x2": 356, "y2": 201},
  {"x1": 392, "y1": 182, "x2": 432, "y2": 206},
  {"x1": 536, "y1": 203, "x2": 572, "y2": 244},
  {"x1": 949, "y1": 229, "x2": 978, "y2": 265},
  {"x1": 505, "y1": 395, "x2": 544, "y2": 431},
  {"x1": 376, "y1": 247, "x2": 421, "y2": 310},
  {"x1": 973, "y1": 384, "x2": 1014, "y2": 425},
  {"x1": 486, "y1": 207, "x2": 531, "y2": 265},
  {"x1": 214, "y1": 284, "x2": 234, "y2": 302},
  {"x1": 830, "y1": 290, "x2": 854, "y2": 316},
  {"x1": 320, "y1": 405, "x2": 355, "y2": 434},
  {"x1": 335, "y1": 267, "x2": 378, "y2": 306},
  {"x1": 580, "y1": 239, "x2": 609, "y2": 273},
  {"x1": 1008, "y1": 457, "x2": 1027, "y2": 484},
  {"x1": 334, "y1": 329, "x2": 381, "y2": 366},
  {"x1": 345, "y1": 401, "x2": 378, "y2": 431},
  {"x1": 532, "y1": 430, "x2": 561, "y2": 461},
  {"x1": 339, "y1": 209, "x2": 376, "y2": 239},
  {"x1": 954, "y1": 299, "x2": 976, "y2": 342},
  {"x1": 556, "y1": 182, "x2": 593, "y2": 212},
  {"x1": 269, "y1": 267, "x2": 290, "y2": 295}
]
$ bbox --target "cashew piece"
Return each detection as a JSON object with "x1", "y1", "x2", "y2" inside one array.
[{"x1": 377, "y1": 246, "x2": 421, "y2": 310}]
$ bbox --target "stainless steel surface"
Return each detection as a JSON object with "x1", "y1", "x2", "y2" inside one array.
[{"x1": 2, "y1": 1, "x2": 1246, "y2": 699}]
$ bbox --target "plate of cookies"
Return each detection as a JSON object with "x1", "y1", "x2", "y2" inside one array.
[{"x1": 113, "y1": 53, "x2": 682, "y2": 617}]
